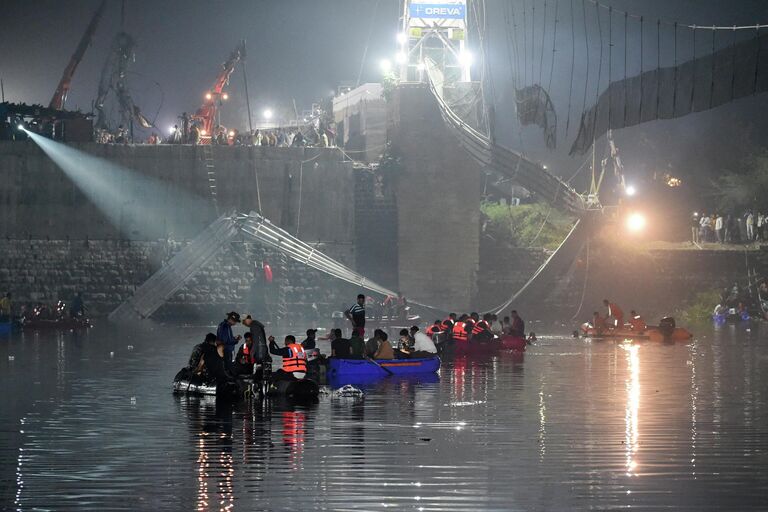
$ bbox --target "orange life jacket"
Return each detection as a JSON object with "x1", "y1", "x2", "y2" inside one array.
[
  {"x1": 472, "y1": 319, "x2": 490, "y2": 335},
  {"x1": 426, "y1": 324, "x2": 442, "y2": 336},
  {"x1": 629, "y1": 315, "x2": 647, "y2": 331},
  {"x1": 452, "y1": 321, "x2": 468, "y2": 342},
  {"x1": 282, "y1": 343, "x2": 307, "y2": 373},
  {"x1": 242, "y1": 343, "x2": 256, "y2": 364}
]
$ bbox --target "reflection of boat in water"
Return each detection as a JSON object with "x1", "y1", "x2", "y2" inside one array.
[
  {"x1": 0, "y1": 321, "x2": 12, "y2": 335},
  {"x1": 265, "y1": 378, "x2": 319, "y2": 402},
  {"x1": 329, "y1": 370, "x2": 440, "y2": 389},
  {"x1": 328, "y1": 356, "x2": 441, "y2": 379}
]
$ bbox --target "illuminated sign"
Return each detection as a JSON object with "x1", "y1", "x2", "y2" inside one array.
[{"x1": 409, "y1": 3, "x2": 466, "y2": 20}]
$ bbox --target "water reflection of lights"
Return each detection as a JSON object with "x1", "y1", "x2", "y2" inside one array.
[
  {"x1": 623, "y1": 344, "x2": 640, "y2": 476},
  {"x1": 196, "y1": 432, "x2": 235, "y2": 512},
  {"x1": 282, "y1": 410, "x2": 306, "y2": 471},
  {"x1": 538, "y1": 382, "x2": 547, "y2": 460},
  {"x1": 689, "y1": 343, "x2": 698, "y2": 477}
]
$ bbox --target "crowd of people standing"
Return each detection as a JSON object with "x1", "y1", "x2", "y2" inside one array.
[{"x1": 692, "y1": 211, "x2": 768, "y2": 244}]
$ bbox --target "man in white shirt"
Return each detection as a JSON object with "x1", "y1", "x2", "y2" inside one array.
[
  {"x1": 409, "y1": 326, "x2": 437, "y2": 357},
  {"x1": 715, "y1": 214, "x2": 724, "y2": 243}
]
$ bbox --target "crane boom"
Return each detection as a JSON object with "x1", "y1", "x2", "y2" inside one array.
[
  {"x1": 49, "y1": 0, "x2": 107, "y2": 110},
  {"x1": 192, "y1": 41, "x2": 245, "y2": 144}
]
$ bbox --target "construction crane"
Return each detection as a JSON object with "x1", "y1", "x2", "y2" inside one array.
[
  {"x1": 93, "y1": 31, "x2": 153, "y2": 140},
  {"x1": 191, "y1": 41, "x2": 245, "y2": 145},
  {"x1": 49, "y1": 0, "x2": 107, "y2": 110}
]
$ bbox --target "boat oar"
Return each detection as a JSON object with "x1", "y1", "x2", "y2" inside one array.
[{"x1": 366, "y1": 356, "x2": 394, "y2": 376}]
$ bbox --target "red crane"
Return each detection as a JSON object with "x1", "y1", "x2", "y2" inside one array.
[
  {"x1": 192, "y1": 41, "x2": 245, "y2": 144},
  {"x1": 49, "y1": 0, "x2": 107, "y2": 110}
]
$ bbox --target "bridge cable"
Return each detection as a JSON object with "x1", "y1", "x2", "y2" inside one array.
[
  {"x1": 565, "y1": 0, "x2": 576, "y2": 136},
  {"x1": 547, "y1": 0, "x2": 560, "y2": 100},
  {"x1": 580, "y1": 0, "x2": 590, "y2": 124}
]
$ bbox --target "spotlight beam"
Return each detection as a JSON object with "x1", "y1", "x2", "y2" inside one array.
[{"x1": 24, "y1": 132, "x2": 211, "y2": 238}]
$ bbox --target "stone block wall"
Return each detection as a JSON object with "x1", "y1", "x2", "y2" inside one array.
[{"x1": 0, "y1": 238, "x2": 356, "y2": 323}]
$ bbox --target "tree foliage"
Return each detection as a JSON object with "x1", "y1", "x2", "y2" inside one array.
[{"x1": 481, "y1": 201, "x2": 574, "y2": 250}]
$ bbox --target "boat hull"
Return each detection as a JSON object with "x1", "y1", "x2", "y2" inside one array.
[
  {"x1": 580, "y1": 323, "x2": 693, "y2": 341},
  {"x1": 328, "y1": 356, "x2": 440, "y2": 377}
]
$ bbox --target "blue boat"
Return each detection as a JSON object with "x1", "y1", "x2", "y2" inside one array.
[
  {"x1": 0, "y1": 322, "x2": 12, "y2": 335},
  {"x1": 328, "y1": 356, "x2": 440, "y2": 378}
]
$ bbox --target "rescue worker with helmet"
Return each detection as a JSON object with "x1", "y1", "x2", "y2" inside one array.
[{"x1": 268, "y1": 334, "x2": 307, "y2": 381}]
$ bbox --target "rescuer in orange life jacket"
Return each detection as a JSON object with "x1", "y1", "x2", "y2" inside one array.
[
  {"x1": 471, "y1": 313, "x2": 494, "y2": 341},
  {"x1": 235, "y1": 332, "x2": 256, "y2": 376},
  {"x1": 425, "y1": 320, "x2": 443, "y2": 337},
  {"x1": 452, "y1": 314, "x2": 471, "y2": 342},
  {"x1": 628, "y1": 310, "x2": 647, "y2": 332},
  {"x1": 441, "y1": 313, "x2": 457, "y2": 332},
  {"x1": 268, "y1": 335, "x2": 307, "y2": 381},
  {"x1": 603, "y1": 299, "x2": 624, "y2": 327}
]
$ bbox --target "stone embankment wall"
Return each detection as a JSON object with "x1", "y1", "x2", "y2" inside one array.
[{"x1": 0, "y1": 238, "x2": 354, "y2": 321}]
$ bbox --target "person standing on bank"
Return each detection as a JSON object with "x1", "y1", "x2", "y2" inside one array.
[
  {"x1": 217, "y1": 312, "x2": 242, "y2": 366},
  {"x1": 345, "y1": 294, "x2": 366, "y2": 336}
]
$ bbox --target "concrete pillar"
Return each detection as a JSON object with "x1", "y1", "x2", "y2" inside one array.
[{"x1": 389, "y1": 84, "x2": 482, "y2": 311}]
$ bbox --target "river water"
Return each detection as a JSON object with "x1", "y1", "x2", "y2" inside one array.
[{"x1": 1, "y1": 322, "x2": 766, "y2": 511}]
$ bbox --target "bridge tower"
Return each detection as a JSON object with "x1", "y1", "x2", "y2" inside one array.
[{"x1": 398, "y1": 1, "x2": 471, "y2": 84}]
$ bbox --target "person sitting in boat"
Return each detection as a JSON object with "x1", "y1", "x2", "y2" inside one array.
[
  {"x1": 510, "y1": 310, "x2": 525, "y2": 338},
  {"x1": 374, "y1": 331, "x2": 395, "y2": 360},
  {"x1": 187, "y1": 332, "x2": 218, "y2": 376},
  {"x1": 349, "y1": 327, "x2": 366, "y2": 359},
  {"x1": 452, "y1": 315, "x2": 470, "y2": 342},
  {"x1": 490, "y1": 314, "x2": 503, "y2": 335},
  {"x1": 268, "y1": 335, "x2": 307, "y2": 381},
  {"x1": 501, "y1": 316, "x2": 513, "y2": 335},
  {"x1": 365, "y1": 329, "x2": 384, "y2": 357},
  {"x1": 69, "y1": 292, "x2": 86, "y2": 318},
  {"x1": 330, "y1": 328, "x2": 352, "y2": 358},
  {"x1": 592, "y1": 311, "x2": 607, "y2": 334},
  {"x1": 396, "y1": 328, "x2": 413, "y2": 358},
  {"x1": 471, "y1": 313, "x2": 494, "y2": 341},
  {"x1": 465, "y1": 313, "x2": 479, "y2": 338},
  {"x1": 204, "y1": 339, "x2": 237, "y2": 387},
  {"x1": 603, "y1": 299, "x2": 624, "y2": 328},
  {"x1": 628, "y1": 310, "x2": 647, "y2": 332},
  {"x1": 301, "y1": 328, "x2": 318, "y2": 350},
  {"x1": 410, "y1": 326, "x2": 437, "y2": 358},
  {"x1": 235, "y1": 332, "x2": 257, "y2": 376},
  {"x1": 425, "y1": 320, "x2": 443, "y2": 337},
  {"x1": 441, "y1": 313, "x2": 457, "y2": 332}
]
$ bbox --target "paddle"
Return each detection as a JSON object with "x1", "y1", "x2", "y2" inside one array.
[{"x1": 366, "y1": 356, "x2": 394, "y2": 376}]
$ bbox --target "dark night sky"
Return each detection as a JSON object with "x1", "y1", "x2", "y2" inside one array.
[{"x1": 1, "y1": 0, "x2": 767, "y2": 193}]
